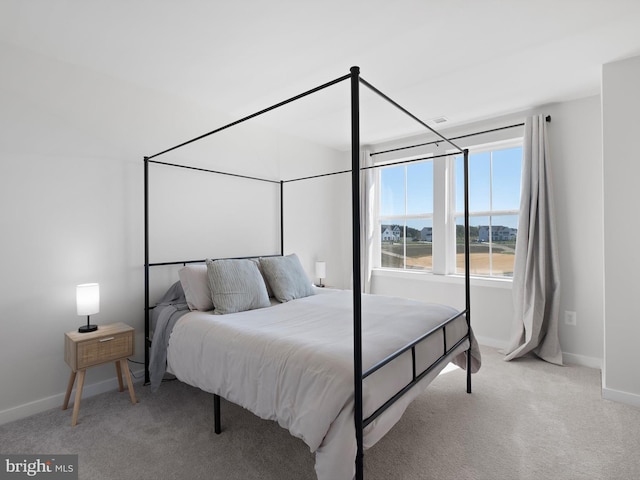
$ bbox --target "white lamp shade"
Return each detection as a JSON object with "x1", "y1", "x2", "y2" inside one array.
[
  {"x1": 315, "y1": 261, "x2": 326, "y2": 278},
  {"x1": 77, "y1": 283, "x2": 100, "y2": 316}
]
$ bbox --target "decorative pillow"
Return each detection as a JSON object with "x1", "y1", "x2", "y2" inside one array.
[
  {"x1": 249, "y1": 258, "x2": 274, "y2": 298},
  {"x1": 206, "y1": 258, "x2": 270, "y2": 314},
  {"x1": 259, "y1": 254, "x2": 314, "y2": 303},
  {"x1": 178, "y1": 265, "x2": 214, "y2": 311}
]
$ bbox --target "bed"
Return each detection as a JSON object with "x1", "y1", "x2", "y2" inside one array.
[{"x1": 144, "y1": 67, "x2": 479, "y2": 480}]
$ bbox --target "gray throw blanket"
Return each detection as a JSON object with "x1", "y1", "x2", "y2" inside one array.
[{"x1": 149, "y1": 281, "x2": 190, "y2": 391}]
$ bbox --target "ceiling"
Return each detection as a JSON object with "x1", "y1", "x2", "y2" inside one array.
[{"x1": 2, "y1": 0, "x2": 640, "y2": 150}]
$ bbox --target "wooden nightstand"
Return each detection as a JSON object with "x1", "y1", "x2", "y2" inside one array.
[{"x1": 62, "y1": 322, "x2": 137, "y2": 426}]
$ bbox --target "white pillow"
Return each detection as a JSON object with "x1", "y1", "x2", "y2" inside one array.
[{"x1": 178, "y1": 265, "x2": 214, "y2": 311}]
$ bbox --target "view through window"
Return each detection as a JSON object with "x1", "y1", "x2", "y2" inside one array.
[
  {"x1": 379, "y1": 160, "x2": 434, "y2": 270},
  {"x1": 454, "y1": 146, "x2": 522, "y2": 277},
  {"x1": 377, "y1": 142, "x2": 522, "y2": 278}
]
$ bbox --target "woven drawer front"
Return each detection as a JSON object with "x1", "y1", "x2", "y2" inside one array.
[{"x1": 77, "y1": 333, "x2": 133, "y2": 369}]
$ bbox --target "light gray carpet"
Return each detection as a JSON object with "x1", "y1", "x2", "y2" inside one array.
[{"x1": 1, "y1": 347, "x2": 639, "y2": 480}]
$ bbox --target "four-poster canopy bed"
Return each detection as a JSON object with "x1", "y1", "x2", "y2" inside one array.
[{"x1": 144, "y1": 66, "x2": 480, "y2": 480}]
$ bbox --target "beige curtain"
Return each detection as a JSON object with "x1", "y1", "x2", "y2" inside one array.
[{"x1": 504, "y1": 115, "x2": 562, "y2": 365}]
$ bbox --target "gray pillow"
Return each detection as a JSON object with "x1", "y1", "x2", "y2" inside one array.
[
  {"x1": 249, "y1": 258, "x2": 274, "y2": 298},
  {"x1": 259, "y1": 254, "x2": 314, "y2": 303},
  {"x1": 206, "y1": 259, "x2": 270, "y2": 314}
]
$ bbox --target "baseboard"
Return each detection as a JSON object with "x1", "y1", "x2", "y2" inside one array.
[
  {"x1": 562, "y1": 352, "x2": 602, "y2": 370},
  {"x1": 0, "y1": 368, "x2": 145, "y2": 426},
  {"x1": 475, "y1": 336, "x2": 602, "y2": 370},
  {"x1": 475, "y1": 335, "x2": 508, "y2": 350},
  {"x1": 602, "y1": 387, "x2": 640, "y2": 409}
]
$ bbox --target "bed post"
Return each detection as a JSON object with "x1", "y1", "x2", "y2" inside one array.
[
  {"x1": 280, "y1": 180, "x2": 284, "y2": 256},
  {"x1": 463, "y1": 148, "x2": 472, "y2": 394},
  {"x1": 144, "y1": 156, "x2": 151, "y2": 386},
  {"x1": 350, "y1": 66, "x2": 364, "y2": 480},
  {"x1": 213, "y1": 394, "x2": 221, "y2": 434}
]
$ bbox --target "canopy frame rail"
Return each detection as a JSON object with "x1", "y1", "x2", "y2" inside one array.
[
  {"x1": 143, "y1": 66, "x2": 472, "y2": 480},
  {"x1": 146, "y1": 74, "x2": 351, "y2": 161},
  {"x1": 144, "y1": 154, "x2": 284, "y2": 386}
]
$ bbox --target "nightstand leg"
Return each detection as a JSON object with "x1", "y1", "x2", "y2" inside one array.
[
  {"x1": 62, "y1": 371, "x2": 76, "y2": 410},
  {"x1": 120, "y1": 359, "x2": 137, "y2": 405},
  {"x1": 115, "y1": 361, "x2": 124, "y2": 392},
  {"x1": 71, "y1": 369, "x2": 86, "y2": 427}
]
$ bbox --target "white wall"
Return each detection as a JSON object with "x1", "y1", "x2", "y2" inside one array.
[
  {"x1": 275, "y1": 134, "x2": 351, "y2": 288},
  {"x1": 371, "y1": 95, "x2": 604, "y2": 368},
  {"x1": 0, "y1": 41, "x2": 346, "y2": 424},
  {"x1": 0, "y1": 38, "x2": 623, "y2": 422},
  {"x1": 602, "y1": 54, "x2": 640, "y2": 407}
]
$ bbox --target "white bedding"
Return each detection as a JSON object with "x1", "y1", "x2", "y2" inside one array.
[{"x1": 166, "y1": 289, "x2": 480, "y2": 480}]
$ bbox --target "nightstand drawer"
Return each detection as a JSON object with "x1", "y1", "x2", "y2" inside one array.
[
  {"x1": 65, "y1": 323, "x2": 135, "y2": 371},
  {"x1": 76, "y1": 332, "x2": 133, "y2": 369}
]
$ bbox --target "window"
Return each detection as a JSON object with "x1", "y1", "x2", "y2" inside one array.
[
  {"x1": 454, "y1": 146, "x2": 522, "y2": 277},
  {"x1": 379, "y1": 160, "x2": 433, "y2": 270},
  {"x1": 376, "y1": 140, "x2": 522, "y2": 279}
]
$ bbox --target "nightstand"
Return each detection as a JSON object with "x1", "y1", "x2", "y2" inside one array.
[{"x1": 62, "y1": 322, "x2": 137, "y2": 426}]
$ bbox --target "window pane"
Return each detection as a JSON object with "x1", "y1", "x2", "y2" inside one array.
[
  {"x1": 492, "y1": 147, "x2": 522, "y2": 211},
  {"x1": 405, "y1": 218, "x2": 432, "y2": 271},
  {"x1": 456, "y1": 216, "x2": 489, "y2": 275},
  {"x1": 490, "y1": 214, "x2": 518, "y2": 277},
  {"x1": 406, "y1": 161, "x2": 433, "y2": 215},
  {"x1": 456, "y1": 153, "x2": 490, "y2": 213},
  {"x1": 381, "y1": 222, "x2": 403, "y2": 268},
  {"x1": 456, "y1": 154, "x2": 489, "y2": 213},
  {"x1": 456, "y1": 215, "x2": 518, "y2": 277},
  {"x1": 380, "y1": 167, "x2": 405, "y2": 216}
]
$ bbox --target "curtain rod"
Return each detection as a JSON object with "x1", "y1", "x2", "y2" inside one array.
[{"x1": 371, "y1": 115, "x2": 551, "y2": 157}]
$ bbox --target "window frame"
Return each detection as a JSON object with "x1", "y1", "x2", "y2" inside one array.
[
  {"x1": 451, "y1": 138, "x2": 523, "y2": 278},
  {"x1": 378, "y1": 156, "x2": 435, "y2": 271},
  {"x1": 373, "y1": 137, "x2": 523, "y2": 280}
]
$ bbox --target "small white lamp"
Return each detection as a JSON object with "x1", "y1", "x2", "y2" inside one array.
[
  {"x1": 77, "y1": 283, "x2": 99, "y2": 333},
  {"x1": 315, "y1": 261, "x2": 326, "y2": 288}
]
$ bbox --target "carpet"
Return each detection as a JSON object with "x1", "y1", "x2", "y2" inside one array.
[{"x1": 1, "y1": 347, "x2": 639, "y2": 479}]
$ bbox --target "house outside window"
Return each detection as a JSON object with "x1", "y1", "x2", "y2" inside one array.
[{"x1": 375, "y1": 139, "x2": 522, "y2": 279}]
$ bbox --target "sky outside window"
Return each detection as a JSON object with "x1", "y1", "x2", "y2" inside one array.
[
  {"x1": 455, "y1": 146, "x2": 522, "y2": 227},
  {"x1": 381, "y1": 149, "x2": 521, "y2": 220},
  {"x1": 380, "y1": 166, "x2": 405, "y2": 216},
  {"x1": 380, "y1": 161, "x2": 433, "y2": 215}
]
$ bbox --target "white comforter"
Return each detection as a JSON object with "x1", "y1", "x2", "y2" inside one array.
[{"x1": 167, "y1": 289, "x2": 480, "y2": 480}]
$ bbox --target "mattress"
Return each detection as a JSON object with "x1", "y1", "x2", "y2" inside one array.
[{"x1": 166, "y1": 288, "x2": 480, "y2": 480}]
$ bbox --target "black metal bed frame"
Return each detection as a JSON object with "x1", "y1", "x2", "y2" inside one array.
[{"x1": 144, "y1": 66, "x2": 471, "y2": 480}]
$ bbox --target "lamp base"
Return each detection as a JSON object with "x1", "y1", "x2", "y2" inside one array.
[
  {"x1": 315, "y1": 283, "x2": 325, "y2": 288},
  {"x1": 78, "y1": 324, "x2": 98, "y2": 333}
]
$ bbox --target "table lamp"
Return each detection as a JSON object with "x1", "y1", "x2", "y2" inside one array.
[
  {"x1": 315, "y1": 261, "x2": 326, "y2": 288},
  {"x1": 77, "y1": 283, "x2": 99, "y2": 333}
]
